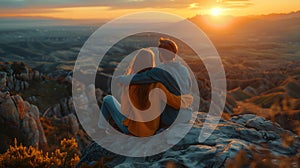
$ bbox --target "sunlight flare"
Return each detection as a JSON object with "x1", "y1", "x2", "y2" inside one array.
[{"x1": 210, "y1": 7, "x2": 223, "y2": 16}]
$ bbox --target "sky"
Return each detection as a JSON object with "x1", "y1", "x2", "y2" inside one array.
[{"x1": 0, "y1": 0, "x2": 299, "y2": 20}]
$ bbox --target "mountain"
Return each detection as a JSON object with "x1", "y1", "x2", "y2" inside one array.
[{"x1": 189, "y1": 11, "x2": 300, "y2": 43}]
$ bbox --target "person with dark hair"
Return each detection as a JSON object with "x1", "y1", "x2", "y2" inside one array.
[
  {"x1": 116, "y1": 38, "x2": 193, "y2": 127},
  {"x1": 158, "y1": 37, "x2": 178, "y2": 61}
]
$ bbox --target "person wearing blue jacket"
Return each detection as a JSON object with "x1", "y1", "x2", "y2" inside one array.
[{"x1": 116, "y1": 38, "x2": 192, "y2": 127}]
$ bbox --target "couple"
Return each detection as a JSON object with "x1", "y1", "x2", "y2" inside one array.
[{"x1": 98, "y1": 38, "x2": 193, "y2": 137}]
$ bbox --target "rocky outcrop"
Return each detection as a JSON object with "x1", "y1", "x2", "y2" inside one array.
[
  {"x1": 77, "y1": 113, "x2": 300, "y2": 167},
  {"x1": 0, "y1": 94, "x2": 47, "y2": 152},
  {"x1": 0, "y1": 63, "x2": 47, "y2": 152},
  {"x1": 40, "y1": 81, "x2": 104, "y2": 153},
  {"x1": 0, "y1": 62, "x2": 43, "y2": 93},
  {"x1": 43, "y1": 97, "x2": 76, "y2": 118},
  {"x1": 43, "y1": 87, "x2": 103, "y2": 118}
]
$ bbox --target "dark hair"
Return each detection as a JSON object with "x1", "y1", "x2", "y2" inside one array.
[{"x1": 158, "y1": 38, "x2": 178, "y2": 61}]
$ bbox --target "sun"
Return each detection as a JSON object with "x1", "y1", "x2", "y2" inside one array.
[{"x1": 210, "y1": 7, "x2": 223, "y2": 16}]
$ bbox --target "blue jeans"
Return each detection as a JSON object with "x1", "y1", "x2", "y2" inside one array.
[{"x1": 98, "y1": 95, "x2": 129, "y2": 134}]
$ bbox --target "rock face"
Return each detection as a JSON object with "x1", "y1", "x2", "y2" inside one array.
[
  {"x1": 77, "y1": 113, "x2": 300, "y2": 168},
  {"x1": 43, "y1": 87, "x2": 103, "y2": 118},
  {"x1": 0, "y1": 63, "x2": 47, "y2": 152},
  {"x1": 1, "y1": 63, "x2": 106, "y2": 154},
  {"x1": 43, "y1": 97, "x2": 76, "y2": 118},
  {"x1": 0, "y1": 95, "x2": 47, "y2": 152},
  {"x1": 0, "y1": 62, "x2": 43, "y2": 93}
]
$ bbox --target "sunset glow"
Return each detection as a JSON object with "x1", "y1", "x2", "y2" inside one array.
[
  {"x1": 210, "y1": 7, "x2": 223, "y2": 16},
  {"x1": 0, "y1": 0, "x2": 299, "y2": 20}
]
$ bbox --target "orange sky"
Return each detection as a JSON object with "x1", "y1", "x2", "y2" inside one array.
[{"x1": 0, "y1": 0, "x2": 299, "y2": 20}]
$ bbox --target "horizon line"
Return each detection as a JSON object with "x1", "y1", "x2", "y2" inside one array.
[{"x1": 1, "y1": 10, "x2": 299, "y2": 21}]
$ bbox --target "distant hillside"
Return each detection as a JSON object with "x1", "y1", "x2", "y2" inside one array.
[
  {"x1": 189, "y1": 11, "x2": 300, "y2": 43},
  {"x1": 254, "y1": 10, "x2": 300, "y2": 20},
  {"x1": 0, "y1": 11, "x2": 300, "y2": 73}
]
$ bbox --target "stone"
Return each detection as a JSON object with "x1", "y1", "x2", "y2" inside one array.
[
  {"x1": 78, "y1": 113, "x2": 300, "y2": 168},
  {"x1": 0, "y1": 94, "x2": 47, "y2": 151}
]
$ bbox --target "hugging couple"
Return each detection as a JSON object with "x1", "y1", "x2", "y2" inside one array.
[{"x1": 98, "y1": 38, "x2": 194, "y2": 137}]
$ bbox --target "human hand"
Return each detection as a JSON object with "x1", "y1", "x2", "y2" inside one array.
[{"x1": 181, "y1": 94, "x2": 193, "y2": 108}]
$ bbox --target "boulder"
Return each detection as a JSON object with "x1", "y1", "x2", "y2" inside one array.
[
  {"x1": 0, "y1": 95, "x2": 47, "y2": 152},
  {"x1": 43, "y1": 97, "x2": 75, "y2": 118}
]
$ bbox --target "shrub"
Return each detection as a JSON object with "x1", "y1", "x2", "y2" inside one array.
[
  {"x1": 51, "y1": 138, "x2": 80, "y2": 167},
  {"x1": 0, "y1": 138, "x2": 80, "y2": 168},
  {"x1": 0, "y1": 139, "x2": 51, "y2": 168}
]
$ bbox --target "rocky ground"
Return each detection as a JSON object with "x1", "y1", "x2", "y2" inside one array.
[
  {"x1": 0, "y1": 58, "x2": 299, "y2": 167},
  {"x1": 1, "y1": 11, "x2": 300, "y2": 167},
  {"x1": 78, "y1": 113, "x2": 300, "y2": 167}
]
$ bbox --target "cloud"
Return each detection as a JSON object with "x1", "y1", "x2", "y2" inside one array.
[
  {"x1": 0, "y1": 8, "x2": 59, "y2": 15},
  {"x1": 188, "y1": 3, "x2": 200, "y2": 9},
  {"x1": 219, "y1": 0, "x2": 253, "y2": 8},
  {"x1": 0, "y1": 0, "x2": 213, "y2": 9}
]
